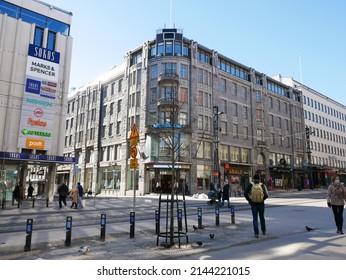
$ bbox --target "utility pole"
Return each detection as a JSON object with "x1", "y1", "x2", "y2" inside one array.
[
  {"x1": 213, "y1": 106, "x2": 223, "y2": 189},
  {"x1": 305, "y1": 126, "x2": 314, "y2": 189}
]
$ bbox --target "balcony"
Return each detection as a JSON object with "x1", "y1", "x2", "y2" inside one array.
[
  {"x1": 157, "y1": 97, "x2": 180, "y2": 110},
  {"x1": 158, "y1": 71, "x2": 180, "y2": 85}
]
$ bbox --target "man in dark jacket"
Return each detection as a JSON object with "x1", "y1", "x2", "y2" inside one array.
[
  {"x1": 244, "y1": 174, "x2": 269, "y2": 238},
  {"x1": 57, "y1": 182, "x2": 69, "y2": 209},
  {"x1": 221, "y1": 181, "x2": 231, "y2": 207}
]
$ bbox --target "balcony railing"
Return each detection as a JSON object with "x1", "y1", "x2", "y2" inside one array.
[{"x1": 158, "y1": 71, "x2": 180, "y2": 84}]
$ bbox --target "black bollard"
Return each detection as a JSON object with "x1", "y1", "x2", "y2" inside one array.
[
  {"x1": 24, "y1": 219, "x2": 33, "y2": 252},
  {"x1": 65, "y1": 216, "x2": 72, "y2": 246},
  {"x1": 100, "y1": 213, "x2": 106, "y2": 241},
  {"x1": 178, "y1": 208, "x2": 183, "y2": 232},
  {"x1": 130, "y1": 212, "x2": 135, "y2": 238},
  {"x1": 1, "y1": 191, "x2": 6, "y2": 209},
  {"x1": 215, "y1": 206, "x2": 220, "y2": 226},
  {"x1": 155, "y1": 209, "x2": 159, "y2": 235},
  {"x1": 230, "y1": 205, "x2": 235, "y2": 224},
  {"x1": 46, "y1": 198, "x2": 49, "y2": 207},
  {"x1": 32, "y1": 197, "x2": 35, "y2": 208},
  {"x1": 197, "y1": 207, "x2": 203, "y2": 229}
]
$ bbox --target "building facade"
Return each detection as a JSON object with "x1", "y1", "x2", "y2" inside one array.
[
  {"x1": 0, "y1": 0, "x2": 74, "y2": 201},
  {"x1": 59, "y1": 28, "x2": 306, "y2": 196},
  {"x1": 274, "y1": 76, "x2": 346, "y2": 187}
]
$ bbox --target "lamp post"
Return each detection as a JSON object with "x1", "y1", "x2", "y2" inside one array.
[
  {"x1": 305, "y1": 126, "x2": 314, "y2": 189},
  {"x1": 213, "y1": 106, "x2": 224, "y2": 188}
]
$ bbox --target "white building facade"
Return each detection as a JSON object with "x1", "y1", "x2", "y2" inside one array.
[
  {"x1": 274, "y1": 76, "x2": 346, "y2": 186},
  {"x1": 0, "y1": 0, "x2": 74, "y2": 201}
]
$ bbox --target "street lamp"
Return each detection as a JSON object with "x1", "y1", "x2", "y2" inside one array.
[
  {"x1": 213, "y1": 106, "x2": 224, "y2": 188},
  {"x1": 305, "y1": 126, "x2": 315, "y2": 189}
]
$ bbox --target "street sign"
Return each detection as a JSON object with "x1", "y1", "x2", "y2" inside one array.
[
  {"x1": 130, "y1": 146, "x2": 138, "y2": 158},
  {"x1": 130, "y1": 123, "x2": 139, "y2": 139},
  {"x1": 130, "y1": 158, "x2": 138, "y2": 169}
]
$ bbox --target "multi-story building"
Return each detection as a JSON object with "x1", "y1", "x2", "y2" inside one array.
[
  {"x1": 59, "y1": 28, "x2": 305, "y2": 196},
  {"x1": 0, "y1": 0, "x2": 74, "y2": 201},
  {"x1": 273, "y1": 76, "x2": 346, "y2": 187}
]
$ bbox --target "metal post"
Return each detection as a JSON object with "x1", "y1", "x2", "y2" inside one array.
[
  {"x1": 130, "y1": 211, "x2": 135, "y2": 238},
  {"x1": 32, "y1": 197, "x2": 35, "y2": 208},
  {"x1": 46, "y1": 197, "x2": 49, "y2": 207},
  {"x1": 155, "y1": 209, "x2": 159, "y2": 235},
  {"x1": 65, "y1": 216, "x2": 72, "y2": 246},
  {"x1": 197, "y1": 207, "x2": 202, "y2": 229},
  {"x1": 100, "y1": 213, "x2": 106, "y2": 241},
  {"x1": 230, "y1": 205, "x2": 235, "y2": 224},
  {"x1": 178, "y1": 208, "x2": 182, "y2": 232},
  {"x1": 215, "y1": 205, "x2": 220, "y2": 226},
  {"x1": 24, "y1": 219, "x2": 33, "y2": 252}
]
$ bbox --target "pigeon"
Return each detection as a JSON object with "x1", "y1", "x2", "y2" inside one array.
[
  {"x1": 79, "y1": 246, "x2": 90, "y2": 254},
  {"x1": 196, "y1": 241, "x2": 203, "y2": 247},
  {"x1": 193, "y1": 225, "x2": 198, "y2": 230},
  {"x1": 209, "y1": 233, "x2": 215, "y2": 239},
  {"x1": 305, "y1": 226, "x2": 314, "y2": 232}
]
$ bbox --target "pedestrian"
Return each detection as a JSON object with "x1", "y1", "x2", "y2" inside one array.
[
  {"x1": 77, "y1": 182, "x2": 84, "y2": 208},
  {"x1": 57, "y1": 182, "x2": 69, "y2": 209},
  {"x1": 221, "y1": 180, "x2": 231, "y2": 207},
  {"x1": 12, "y1": 183, "x2": 21, "y2": 205},
  {"x1": 27, "y1": 183, "x2": 34, "y2": 200},
  {"x1": 69, "y1": 186, "x2": 78, "y2": 209},
  {"x1": 327, "y1": 175, "x2": 346, "y2": 234},
  {"x1": 244, "y1": 174, "x2": 269, "y2": 238}
]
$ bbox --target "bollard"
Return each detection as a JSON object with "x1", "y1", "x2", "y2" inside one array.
[
  {"x1": 32, "y1": 197, "x2": 35, "y2": 208},
  {"x1": 24, "y1": 219, "x2": 33, "y2": 252},
  {"x1": 155, "y1": 209, "x2": 159, "y2": 235},
  {"x1": 178, "y1": 208, "x2": 183, "y2": 232},
  {"x1": 12, "y1": 195, "x2": 14, "y2": 206},
  {"x1": 65, "y1": 216, "x2": 72, "y2": 246},
  {"x1": 130, "y1": 212, "x2": 135, "y2": 238},
  {"x1": 230, "y1": 205, "x2": 235, "y2": 224},
  {"x1": 46, "y1": 198, "x2": 49, "y2": 207},
  {"x1": 1, "y1": 191, "x2": 6, "y2": 209},
  {"x1": 100, "y1": 213, "x2": 106, "y2": 241},
  {"x1": 215, "y1": 206, "x2": 220, "y2": 226},
  {"x1": 197, "y1": 207, "x2": 203, "y2": 229}
]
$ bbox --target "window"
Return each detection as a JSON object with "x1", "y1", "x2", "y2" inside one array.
[
  {"x1": 243, "y1": 106, "x2": 248, "y2": 119},
  {"x1": 256, "y1": 109, "x2": 263, "y2": 121},
  {"x1": 118, "y1": 79, "x2": 123, "y2": 92},
  {"x1": 255, "y1": 91, "x2": 262, "y2": 102},
  {"x1": 116, "y1": 121, "x2": 121, "y2": 134},
  {"x1": 150, "y1": 88, "x2": 157, "y2": 103},
  {"x1": 117, "y1": 100, "x2": 122, "y2": 113},
  {"x1": 110, "y1": 103, "x2": 114, "y2": 115},
  {"x1": 232, "y1": 103, "x2": 238, "y2": 117},
  {"x1": 109, "y1": 124, "x2": 113, "y2": 136},
  {"x1": 232, "y1": 124, "x2": 238, "y2": 137},
  {"x1": 180, "y1": 64, "x2": 188, "y2": 79},
  {"x1": 220, "y1": 78, "x2": 226, "y2": 92},
  {"x1": 174, "y1": 42, "x2": 182, "y2": 56},
  {"x1": 47, "y1": 31, "x2": 56, "y2": 50},
  {"x1": 197, "y1": 69, "x2": 203, "y2": 83},
  {"x1": 243, "y1": 127, "x2": 248, "y2": 139},
  {"x1": 34, "y1": 26, "x2": 44, "y2": 46},
  {"x1": 165, "y1": 41, "x2": 173, "y2": 55},
  {"x1": 179, "y1": 87, "x2": 188, "y2": 103},
  {"x1": 151, "y1": 65, "x2": 158, "y2": 79},
  {"x1": 221, "y1": 100, "x2": 227, "y2": 114},
  {"x1": 232, "y1": 83, "x2": 237, "y2": 96}
]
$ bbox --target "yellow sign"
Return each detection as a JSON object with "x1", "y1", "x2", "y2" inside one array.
[
  {"x1": 130, "y1": 138, "x2": 138, "y2": 146},
  {"x1": 130, "y1": 123, "x2": 139, "y2": 139},
  {"x1": 130, "y1": 158, "x2": 138, "y2": 169},
  {"x1": 130, "y1": 146, "x2": 138, "y2": 158}
]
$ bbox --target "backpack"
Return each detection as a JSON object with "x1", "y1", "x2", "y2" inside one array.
[{"x1": 250, "y1": 183, "x2": 264, "y2": 203}]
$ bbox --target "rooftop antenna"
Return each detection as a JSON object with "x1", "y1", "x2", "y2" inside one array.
[
  {"x1": 299, "y1": 53, "x2": 303, "y2": 83},
  {"x1": 169, "y1": 0, "x2": 172, "y2": 28}
]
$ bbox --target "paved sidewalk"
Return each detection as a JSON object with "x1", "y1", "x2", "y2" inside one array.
[{"x1": 0, "y1": 189, "x2": 330, "y2": 260}]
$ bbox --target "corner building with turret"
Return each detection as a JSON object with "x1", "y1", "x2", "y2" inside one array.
[{"x1": 60, "y1": 28, "x2": 306, "y2": 196}]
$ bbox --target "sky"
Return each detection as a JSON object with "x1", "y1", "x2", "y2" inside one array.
[{"x1": 46, "y1": 0, "x2": 346, "y2": 105}]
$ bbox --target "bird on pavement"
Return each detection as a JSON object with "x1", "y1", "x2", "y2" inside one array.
[
  {"x1": 209, "y1": 233, "x2": 215, "y2": 239},
  {"x1": 193, "y1": 225, "x2": 198, "y2": 230},
  {"x1": 305, "y1": 226, "x2": 314, "y2": 232},
  {"x1": 196, "y1": 241, "x2": 203, "y2": 247},
  {"x1": 79, "y1": 246, "x2": 90, "y2": 254}
]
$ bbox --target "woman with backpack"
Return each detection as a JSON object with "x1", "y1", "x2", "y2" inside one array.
[{"x1": 244, "y1": 173, "x2": 269, "y2": 238}]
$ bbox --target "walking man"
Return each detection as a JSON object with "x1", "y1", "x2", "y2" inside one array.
[
  {"x1": 244, "y1": 173, "x2": 269, "y2": 238},
  {"x1": 57, "y1": 182, "x2": 69, "y2": 209}
]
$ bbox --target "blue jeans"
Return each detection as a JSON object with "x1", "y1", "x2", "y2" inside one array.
[{"x1": 250, "y1": 202, "x2": 266, "y2": 234}]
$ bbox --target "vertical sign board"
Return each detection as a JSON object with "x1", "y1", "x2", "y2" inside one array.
[{"x1": 18, "y1": 44, "x2": 61, "y2": 151}]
